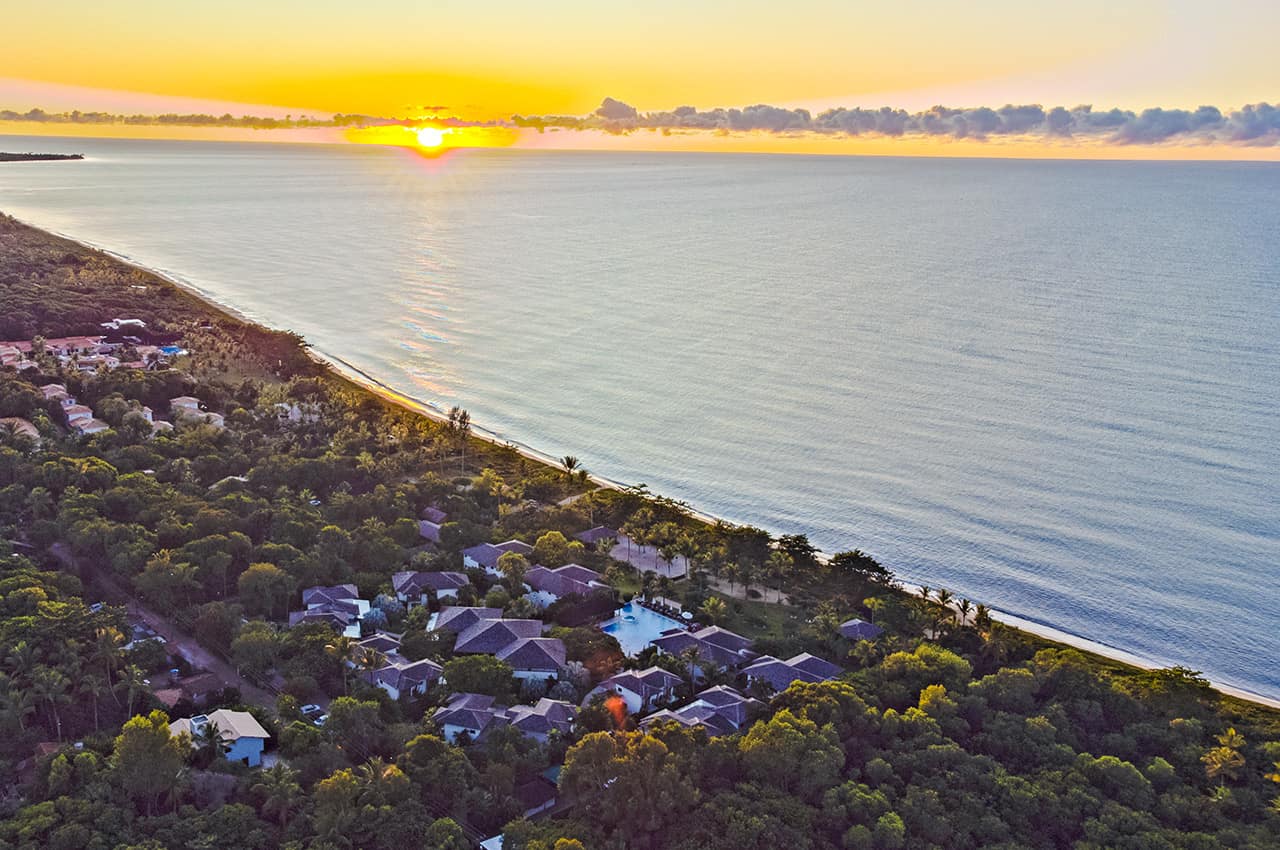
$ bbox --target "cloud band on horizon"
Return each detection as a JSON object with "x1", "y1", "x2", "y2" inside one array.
[{"x1": 514, "y1": 97, "x2": 1280, "y2": 146}]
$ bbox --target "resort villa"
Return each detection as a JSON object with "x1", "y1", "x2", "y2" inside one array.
[
  {"x1": 592, "y1": 666, "x2": 682, "y2": 714},
  {"x1": 435, "y1": 693, "x2": 576, "y2": 744},
  {"x1": 741, "y1": 652, "x2": 843, "y2": 692},
  {"x1": 289, "y1": 584, "x2": 370, "y2": 637},
  {"x1": 391, "y1": 570, "x2": 470, "y2": 606},
  {"x1": 641, "y1": 685, "x2": 764, "y2": 737},
  {"x1": 462, "y1": 539, "x2": 534, "y2": 575},
  {"x1": 839, "y1": 618, "x2": 885, "y2": 641},
  {"x1": 523, "y1": 563, "x2": 609, "y2": 608}
]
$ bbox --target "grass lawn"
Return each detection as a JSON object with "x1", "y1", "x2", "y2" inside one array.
[{"x1": 714, "y1": 595, "x2": 807, "y2": 643}]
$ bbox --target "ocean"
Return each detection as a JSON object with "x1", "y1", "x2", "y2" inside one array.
[{"x1": 2, "y1": 135, "x2": 1277, "y2": 701}]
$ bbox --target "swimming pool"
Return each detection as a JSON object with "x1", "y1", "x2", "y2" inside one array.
[{"x1": 600, "y1": 601, "x2": 686, "y2": 657}]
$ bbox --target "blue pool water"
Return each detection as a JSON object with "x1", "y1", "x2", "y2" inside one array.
[{"x1": 600, "y1": 601, "x2": 686, "y2": 657}]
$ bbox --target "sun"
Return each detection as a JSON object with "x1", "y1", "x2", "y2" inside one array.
[{"x1": 416, "y1": 126, "x2": 448, "y2": 148}]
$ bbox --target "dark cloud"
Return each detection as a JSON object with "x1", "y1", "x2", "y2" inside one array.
[{"x1": 513, "y1": 97, "x2": 1280, "y2": 146}]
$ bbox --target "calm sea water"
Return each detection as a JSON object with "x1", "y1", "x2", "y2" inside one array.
[{"x1": 2, "y1": 135, "x2": 1278, "y2": 700}]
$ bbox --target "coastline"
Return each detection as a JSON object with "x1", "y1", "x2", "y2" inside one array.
[{"x1": 8, "y1": 211, "x2": 1279, "y2": 711}]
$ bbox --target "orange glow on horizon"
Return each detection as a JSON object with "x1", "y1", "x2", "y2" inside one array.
[{"x1": 342, "y1": 123, "x2": 518, "y2": 154}]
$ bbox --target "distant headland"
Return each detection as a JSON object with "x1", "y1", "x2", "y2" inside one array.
[{"x1": 0, "y1": 151, "x2": 84, "y2": 162}]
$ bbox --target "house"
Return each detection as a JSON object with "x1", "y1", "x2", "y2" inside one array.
[
  {"x1": 38, "y1": 383, "x2": 69, "y2": 401},
  {"x1": 101, "y1": 318, "x2": 148, "y2": 331},
  {"x1": 429, "y1": 606, "x2": 504, "y2": 634},
  {"x1": 169, "y1": 709, "x2": 270, "y2": 767},
  {"x1": 524, "y1": 563, "x2": 608, "y2": 607},
  {"x1": 515, "y1": 776, "x2": 559, "y2": 818},
  {"x1": 434, "y1": 694, "x2": 575, "y2": 744},
  {"x1": 75, "y1": 353, "x2": 120, "y2": 371},
  {"x1": 651, "y1": 625, "x2": 757, "y2": 671},
  {"x1": 418, "y1": 519, "x2": 443, "y2": 544},
  {"x1": 434, "y1": 693, "x2": 508, "y2": 743},
  {"x1": 171, "y1": 396, "x2": 224, "y2": 428},
  {"x1": 839, "y1": 618, "x2": 884, "y2": 641},
  {"x1": 641, "y1": 685, "x2": 763, "y2": 737},
  {"x1": 152, "y1": 672, "x2": 224, "y2": 709},
  {"x1": 505, "y1": 698, "x2": 576, "y2": 742},
  {"x1": 574, "y1": 526, "x2": 619, "y2": 547},
  {"x1": 63, "y1": 404, "x2": 94, "y2": 423},
  {"x1": 453, "y1": 618, "x2": 543, "y2": 655},
  {"x1": 73, "y1": 418, "x2": 111, "y2": 435},
  {"x1": 392, "y1": 570, "x2": 469, "y2": 606},
  {"x1": 594, "y1": 666, "x2": 681, "y2": 714},
  {"x1": 290, "y1": 585, "x2": 370, "y2": 637},
  {"x1": 421, "y1": 506, "x2": 448, "y2": 524},
  {"x1": 362, "y1": 657, "x2": 444, "y2": 700},
  {"x1": 0, "y1": 344, "x2": 23, "y2": 367},
  {"x1": 741, "y1": 652, "x2": 843, "y2": 693},
  {"x1": 0, "y1": 418, "x2": 41, "y2": 448},
  {"x1": 496, "y1": 637, "x2": 567, "y2": 681},
  {"x1": 463, "y1": 540, "x2": 534, "y2": 574}
]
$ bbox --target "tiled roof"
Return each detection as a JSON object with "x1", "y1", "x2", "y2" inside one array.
[
  {"x1": 602, "y1": 666, "x2": 681, "y2": 698},
  {"x1": 640, "y1": 686, "x2": 761, "y2": 737},
  {"x1": 839, "y1": 618, "x2": 884, "y2": 641},
  {"x1": 574, "y1": 526, "x2": 619, "y2": 545},
  {"x1": 392, "y1": 570, "x2": 469, "y2": 596},
  {"x1": 421, "y1": 506, "x2": 448, "y2": 524},
  {"x1": 431, "y1": 606, "x2": 504, "y2": 634},
  {"x1": 454, "y1": 618, "x2": 543, "y2": 655},
  {"x1": 506, "y1": 698, "x2": 576, "y2": 736},
  {"x1": 524, "y1": 564, "x2": 604, "y2": 598},
  {"x1": 434, "y1": 693, "x2": 506, "y2": 734},
  {"x1": 302, "y1": 584, "x2": 360, "y2": 606},
  {"x1": 496, "y1": 637, "x2": 566, "y2": 672}
]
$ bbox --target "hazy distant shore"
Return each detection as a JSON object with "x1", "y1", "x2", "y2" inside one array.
[
  {"x1": 0, "y1": 151, "x2": 83, "y2": 162},
  {"x1": 5, "y1": 210, "x2": 1278, "y2": 712}
]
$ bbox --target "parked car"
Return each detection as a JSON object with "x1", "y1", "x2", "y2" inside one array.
[{"x1": 300, "y1": 703, "x2": 322, "y2": 718}]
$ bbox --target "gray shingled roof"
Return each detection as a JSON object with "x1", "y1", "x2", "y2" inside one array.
[{"x1": 454, "y1": 618, "x2": 543, "y2": 655}]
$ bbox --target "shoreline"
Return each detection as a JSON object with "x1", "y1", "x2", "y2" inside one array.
[{"x1": 8, "y1": 210, "x2": 1279, "y2": 711}]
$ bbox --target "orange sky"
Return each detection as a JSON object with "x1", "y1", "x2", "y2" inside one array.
[{"x1": 4, "y1": 1, "x2": 1279, "y2": 159}]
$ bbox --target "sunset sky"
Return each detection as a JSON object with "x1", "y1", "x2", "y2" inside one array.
[{"x1": 4, "y1": 1, "x2": 1279, "y2": 158}]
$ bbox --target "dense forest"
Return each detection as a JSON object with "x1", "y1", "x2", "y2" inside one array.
[{"x1": 0, "y1": 214, "x2": 1278, "y2": 849}]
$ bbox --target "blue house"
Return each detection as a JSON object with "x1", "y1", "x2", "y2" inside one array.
[{"x1": 170, "y1": 708, "x2": 270, "y2": 767}]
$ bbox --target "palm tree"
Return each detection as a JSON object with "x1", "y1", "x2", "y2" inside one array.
[
  {"x1": 29, "y1": 666, "x2": 71, "y2": 741},
  {"x1": 325, "y1": 635, "x2": 358, "y2": 694},
  {"x1": 448, "y1": 406, "x2": 471, "y2": 473},
  {"x1": 93, "y1": 627, "x2": 126, "y2": 701},
  {"x1": 738, "y1": 561, "x2": 758, "y2": 599},
  {"x1": 957, "y1": 598, "x2": 974, "y2": 627},
  {"x1": 5, "y1": 640, "x2": 37, "y2": 683},
  {"x1": 253, "y1": 763, "x2": 303, "y2": 829},
  {"x1": 115, "y1": 664, "x2": 150, "y2": 717},
  {"x1": 918, "y1": 586, "x2": 932, "y2": 603},
  {"x1": 194, "y1": 720, "x2": 228, "y2": 764},
  {"x1": 863, "y1": 596, "x2": 887, "y2": 625},
  {"x1": 698, "y1": 596, "x2": 727, "y2": 625},
  {"x1": 560, "y1": 455, "x2": 580, "y2": 480},
  {"x1": 0, "y1": 675, "x2": 37, "y2": 730},
  {"x1": 677, "y1": 646, "x2": 703, "y2": 697},
  {"x1": 722, "y1": 562, "x2": 741, "y2": 595},
  {"x1": 78, "y1": 674, "x2": 108, "y2": 732},
  {"x1": 1202, "y1": 727, "x2": 1247, "y2": 785},
  {"x1": 766, "y1": 551, "x2": 793, "y2": 603},
  {"x1": 356, "y1": 647, "x2": 386, "y2": 683},
  {"x1": 974, "y1": 604, "x2": 992, "y2": 632}
]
